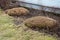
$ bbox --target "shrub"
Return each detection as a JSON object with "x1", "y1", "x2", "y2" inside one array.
[
  {"x1": 5, "y1": 7, "x2": 29, "y2": 16},
  {"x1": 0, "y1": 0, "x2": 11, "y2": 9},
  {"x1": 24, "y1": 16, "x2": 57, "y2": 29}
]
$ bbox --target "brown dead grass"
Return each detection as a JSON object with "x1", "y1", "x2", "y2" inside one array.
[{"x1": 5, "y1": 7, "x2": 29, "y2": 16}]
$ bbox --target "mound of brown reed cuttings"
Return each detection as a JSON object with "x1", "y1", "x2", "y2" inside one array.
[{"x1": 5, "y1": 7, "x2": 29, "y2": 16}]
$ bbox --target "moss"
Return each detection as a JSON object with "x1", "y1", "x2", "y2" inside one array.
[{"x1": 5, "y1": 7, "x2": 29, "y2": 16}]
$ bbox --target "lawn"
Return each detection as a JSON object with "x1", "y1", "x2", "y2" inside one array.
[{"x1": 0, "y1": 9, "x2": 58, "y2": 40}]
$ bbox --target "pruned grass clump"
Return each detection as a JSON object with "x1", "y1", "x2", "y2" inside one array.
[
  {"x1": 5, "y1": 7, "x2": 29, "y2": 16},
  {"x1": 24, "y1": 16, "x2": 57, "y2": 29}
]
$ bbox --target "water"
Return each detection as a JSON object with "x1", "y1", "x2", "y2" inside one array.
[{"x1": 18, "y1": 0, "x2": 60, "y2": 8}]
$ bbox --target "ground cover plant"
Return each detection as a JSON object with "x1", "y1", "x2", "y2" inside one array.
[{"x1": 0, "y1": 9, "x2": 58, "y2": 40}]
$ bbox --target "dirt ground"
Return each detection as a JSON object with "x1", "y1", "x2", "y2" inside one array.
[{"x1": 11, "y1": 8, "x2": 60, "y2": 37}]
